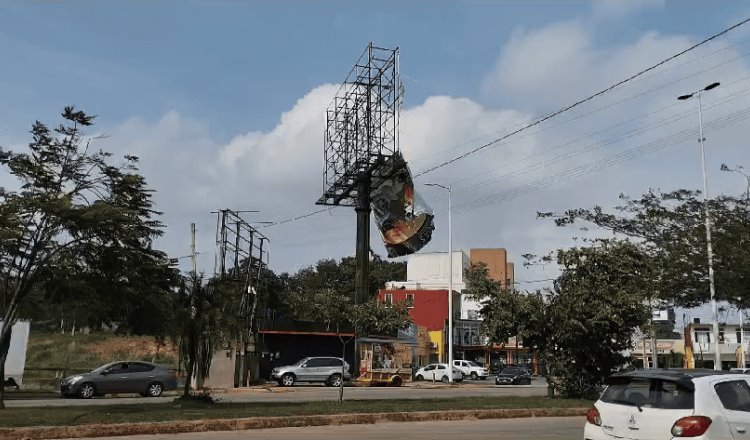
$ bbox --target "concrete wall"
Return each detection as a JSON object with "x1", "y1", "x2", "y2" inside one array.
[
  {"x1": 470, "y1": 248, "x2": 513, "y2": 287},
  {"x1": 406, "y1": 251, "x2": 469, "y2": 284},
  {"x1": 1, "y1": 320, "x2": 30, "y2": 384}
]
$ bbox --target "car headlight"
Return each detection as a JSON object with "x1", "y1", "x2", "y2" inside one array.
[{"x1": 69, "y1": 375, "x2": 84, "y2": 384}]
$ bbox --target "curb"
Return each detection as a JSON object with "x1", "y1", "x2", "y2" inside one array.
[{"x1": 0, "y1": 408, "x2": 587, "y2": 439}]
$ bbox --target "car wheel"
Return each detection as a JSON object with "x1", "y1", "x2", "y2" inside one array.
[
  {"x1": 526, "y1": 378, "x2": 532, "y2": 385},
  {"x1": 391, "y1": 376, "x2": 403, "y2": 387},
  {"x1": 281, "y1": 373, "x2": 295, "y2": 387},
  {"x1": 441, "y1": 375, "x2": 449, "y2": 383},
  {"x1": 147, "y1": 382, "x2": 164, "y2": 397},
  {"x1": 78, "y1": 383, "x2": 96, "y2": 399},
  {"x1": 470, "y1": 372, "x2": 478, "y2": 380},
  {"x1": 328, "y1": 374, "x2": 343, "y2": 388},
  {"x1": 415, "y1": 374, "x2": 423, "y2": 381}
]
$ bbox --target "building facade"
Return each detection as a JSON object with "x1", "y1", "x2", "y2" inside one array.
[
  {"x1": 377, "y1": 288, "x2": 460, "y2": 363},
  {"x1": 686, "y1": 321, "x2": 750, "y2": 370}
]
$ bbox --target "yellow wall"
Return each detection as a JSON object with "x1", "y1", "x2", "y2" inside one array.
[{"x1": 429, "y1": 330, "x2": 444, "y2": 361}]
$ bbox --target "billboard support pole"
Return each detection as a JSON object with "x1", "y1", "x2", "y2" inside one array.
[{"x1": 354, "y1": 175, "x2": 371, "y2": 377}]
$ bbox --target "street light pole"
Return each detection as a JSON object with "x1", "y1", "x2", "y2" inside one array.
[
  {"x1": 678, "y1": 82, "x2": 721, "y2": 370},
  {"x1": 721, "y1": 164, "x2": 750, "y2": 202},
  {"x1": 426, "y1": 183, "x2": 454, "y2": 382}
]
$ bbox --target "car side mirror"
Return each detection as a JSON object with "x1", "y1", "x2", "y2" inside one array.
[{"x1": 300, "y1": 364, "x2": 307, "y2": 368}]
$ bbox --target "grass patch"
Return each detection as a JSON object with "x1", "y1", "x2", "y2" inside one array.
[
  {"x1": 0, "y1": 396, "x2": 591, "y2": 428},
  {"x1": 23, "y1": 332, "x2": 178, "y2": 388}
]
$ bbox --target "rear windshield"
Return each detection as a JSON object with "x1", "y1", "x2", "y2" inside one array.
[{"x1": 601, "y1": 378, "x2": 694, "y2": 409}]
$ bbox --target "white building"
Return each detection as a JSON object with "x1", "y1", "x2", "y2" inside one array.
[
  {"x1": 386, "y1": 251, "x2": 481, "y2": 319},
  {"x1": 687, "y1": 321, "x2": 750, "y2": 369}
]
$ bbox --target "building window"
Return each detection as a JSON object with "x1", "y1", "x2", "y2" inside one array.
[
  {"x1": 738, "y1": 329, "x2": 743, "y2": 344},
  {"x1": 405, "y1": 293, "x2": 414, "y2": 308},
  {"x1": 720, "y1": 328, "x2": 725, "y2": 343},
  {"x1": 695, "y1": 330, "x2": 711, "y2": 344},
  {"x1": 467, "y1": 310, "x2": 478, "y2": 320},
  {"x1": 384, "y1": 293, "x2": 393, "y2": 307}
]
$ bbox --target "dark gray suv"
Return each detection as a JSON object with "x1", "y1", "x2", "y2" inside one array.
[
  {"x1": 60, "y1": 361, "x2": 178, "y2": 398},
  {"x1": 270, "y1": 357, "x2": 351, "y2": 387}
]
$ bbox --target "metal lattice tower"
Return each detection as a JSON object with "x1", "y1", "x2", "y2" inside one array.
[{"x1": 318, "y1": 43, "x2": 401, "y2": 206}]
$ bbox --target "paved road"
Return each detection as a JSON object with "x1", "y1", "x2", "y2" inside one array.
[
  {"x1": 73, "y1": 417, "x2": 585, "y2": 440},
  {"x1": 9, "y1": 379, "x2": 548, "y2": 407}
]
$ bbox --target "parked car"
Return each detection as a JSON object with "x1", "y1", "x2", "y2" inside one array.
[
  {"x1": 60, "y1": 361, "x2": 178, "y2": 399},
  {"x1": 413, "y1": 364, "x2": 463, "y2": 383},
  {"x1": 731, "y1": 367, "x2": 750, "y2": 374},
  {"x1": 495, "y1": 367, "x2": 532, "y2": 385},
  {"x1": 271, "y1": 357, "x2": 351, "y2": 387},
  {"x1": 584, "y1": 369, "x2": 750, "y2": 440},
  {"x1": 452, "y1": 360, "x2": 489, "y2": 380}
]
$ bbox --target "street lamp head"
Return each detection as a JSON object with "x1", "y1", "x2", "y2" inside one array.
[
  {"x1": 677, "y1": 93, "x2": 693, "y2": 101},
  {"x1": 704, "y1": 82, "x2": 721, "y2": 91},
  {"x1": 721, "y1": 163, "x2": 730, "y2": 172}
]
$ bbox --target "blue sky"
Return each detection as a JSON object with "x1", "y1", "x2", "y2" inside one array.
[
  {"x1": 1, "y1": 0, "x2": 743, "y2": 139},
  {"x1": 2, "y1": 0, "x2": 750, "y2": 311}
]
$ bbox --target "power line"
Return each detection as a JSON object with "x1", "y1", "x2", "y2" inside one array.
[
  {"x1": 262, "y1": 16, "x2": 750, "y2": 230},
  {"x1": 452, "y1": 104, "x2": 750, "y2": 215},
  {"x1": 453, "y1": 82, "x2": 750, "y2": 198},
  {"x1": 259, "y1": 208, "x2": 331, "y2": 228},
  {"x1": 442, "y1": 54, "x2": 750, "y2": 191},
  {"x1": 412, "y1": 16, "x2": 750, "y2": 178},
  {"x1": 410, "y1": 34, "x2": 750, "y2": 170}
]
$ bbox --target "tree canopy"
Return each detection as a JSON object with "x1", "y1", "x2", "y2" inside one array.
[
  {"x1": 0, "y1": 108, "x2": 175, "y2": 406},
  {"x1": 540, "y1": 189, "x2": 750, "y2": 308}
]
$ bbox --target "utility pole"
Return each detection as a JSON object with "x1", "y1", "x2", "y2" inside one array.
[
  {"x1": 426, "y1": 183, "x2": 453, "y2": 381},
  {"x1": 678, "y1": 81, "x2": 722, "y2": 370},
  {"x1": 190, "y1": 223, "x2": 197, "y2": 274},
  {"x1": 213, "y1": 209, "x2": 268, "y2": 387}
]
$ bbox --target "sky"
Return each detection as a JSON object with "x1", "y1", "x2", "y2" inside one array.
[{"x1": 2, "y1": 0, "x2": 750, "y2": 316}]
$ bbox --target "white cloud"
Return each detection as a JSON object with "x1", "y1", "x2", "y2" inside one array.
[
  {"x1": 90, "y1": 18, "x2": 750, "y2": 288},
  {"x1": 482, "y1": 21, "x2": 693, "y2": 110}
]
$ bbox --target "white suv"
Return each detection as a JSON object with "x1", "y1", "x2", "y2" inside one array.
[
  {"x1": 452, "y1": 360, "x2": 489, "y2": 380},
  {"x1": 584, "y1": 369, "x2": 750, "y2": 440}
]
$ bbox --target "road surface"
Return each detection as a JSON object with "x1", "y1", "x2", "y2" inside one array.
[
  {"x1": 9, "y1": 379, "x2": 548, "y2": 407},
  {"x1": 69, "y1": 417, "x2": 585, "y2": 439}
]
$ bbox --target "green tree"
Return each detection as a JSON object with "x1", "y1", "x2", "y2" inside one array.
[
  {"x1": 540, "y1": 189, "x2": 750, "y2": 307},
  {"x1": 525, "y1": 241, "x2": 652, "y2": 398},
  {"x1": 284, "y1": 255, "x2": 406, "y2": 300},
  {"x1": 465, "y1": 263, "x2": 532, "y2": 364},
  {"x1": 174, "y1": 275, "x2": 230, "y2": 398},
  {"x1": 0, "y1": 108, "x2": 169, "y2": 407}
]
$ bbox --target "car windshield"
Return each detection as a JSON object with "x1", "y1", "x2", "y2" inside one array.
[
  {"x1": 501, "y1": 368, "x2": 520, "y2": 374},
  {"x1": 294, "y1": 358, "x2": 310, "y2": 366}
]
